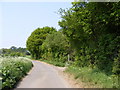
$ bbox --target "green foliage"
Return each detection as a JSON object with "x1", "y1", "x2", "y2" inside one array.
[
  {"x1": 26, "y1": 26, "x2": 56, "y2": 59},
  {"x1": 43, "y1": 31, "x2": 69, "y2": 52},
  {"x1": 0, "y1": 46, "x2": 27, "y2": 57},
  {"x1": 40, "y1": 59, "x2": 65, "y2": 67},
  {"x1": 59, "y1": 2, "x2": 120, "y2": 75},
  {"x1": 112, "y1": 49, "x2": 120, "y2": 75},
  {"x1": 0, "y1": 57, "x2": 33, "y2": 90},
  {"x1": 0, "y1": 59, "x2": 2, "y2": 90},
  {"x1": 41, "y1": 31, "x2": 71, "y2": 64},
  {"x1": 10, "y1": 52, "x2": 23, "y2": 57}
]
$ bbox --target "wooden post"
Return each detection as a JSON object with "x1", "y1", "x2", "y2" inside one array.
[{"x1": 68, "y1": 54, "x2": 70, "y2": 62}]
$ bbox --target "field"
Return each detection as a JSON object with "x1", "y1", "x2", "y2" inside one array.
[{"x1": 0, "y1": 57, "x2": 33, "y2": 90}]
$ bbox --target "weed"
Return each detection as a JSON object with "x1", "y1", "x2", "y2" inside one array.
[{"x1": 0, "y1": 57, "x2": 33, "y2": 90}]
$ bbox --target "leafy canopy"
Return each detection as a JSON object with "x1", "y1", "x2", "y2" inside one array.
[{"x1": 26, "y1": 26, "x2": 56, "y2": 59}]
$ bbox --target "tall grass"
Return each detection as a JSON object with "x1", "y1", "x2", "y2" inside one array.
[
  {"x1": 65, "y1": 66, "x2": 119, "y2": 88},
  {"x1": 0, "y1": 57, "x2": 33, "y2": 90}
]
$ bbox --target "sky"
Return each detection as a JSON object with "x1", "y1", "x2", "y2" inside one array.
[{"x1": 0, "y1": 1, "x2": 73, "y2": 49}]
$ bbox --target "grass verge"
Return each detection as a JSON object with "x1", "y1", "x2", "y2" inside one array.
[{"x1": 65, "y1": 66, "x2": 119, "y2": 88}]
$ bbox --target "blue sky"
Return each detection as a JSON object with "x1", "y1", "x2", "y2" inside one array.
[{"x1": 0, "y1": 2, "x2": 72, "y2": 49}]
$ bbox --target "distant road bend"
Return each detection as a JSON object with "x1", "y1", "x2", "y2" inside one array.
[{"x1": 16, "y1": 60, "x2": 70, "y2": 88}]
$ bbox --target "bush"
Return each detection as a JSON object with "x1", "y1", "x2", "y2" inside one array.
[
  {"x1": 0, "y1": 57, "x2": 33, "y2": 90},
  {"x1": 40, "y1": 59, "x2": 65, "y2": 67}
]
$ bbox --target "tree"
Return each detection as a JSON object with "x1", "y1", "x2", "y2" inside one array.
[
  {"x1": 0, "y1": 46, "x2": 26, "y2": 57},
  {"x1": 42, "y1": 31, "x2": 70, "y2": 62},
  {"x1": 10, "y1": 46, "x2": 17, "y2": 51},
  {"x1": 58, "y1": 2, "x2": 120, "y2": 73},
  {"x1": 26, "y1": 26, "x2": 56, "y2": 59}
]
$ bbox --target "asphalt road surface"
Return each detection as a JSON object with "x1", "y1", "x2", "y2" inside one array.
[{"x1": 16, "y1": 60, "x2": 70, "y2": 88}]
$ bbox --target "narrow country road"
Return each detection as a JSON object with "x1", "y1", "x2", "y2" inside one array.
[{"x1": 16, "y1": 60, "x2": 70, "y2": 88}]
